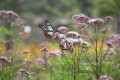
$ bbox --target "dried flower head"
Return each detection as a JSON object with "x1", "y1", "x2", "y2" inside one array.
[
  {"x1": 57, "y1": 26, "x2": 69, "y2": 34},
  {"x1": 88, "y1": 18, "x2": 104, "y2": 26},
  {"x1": 72, "y1": 14, "x2": 90, "y2": 23},
  {"x1": 100, "y1": 75, "x2": 112, "y2": 80}
]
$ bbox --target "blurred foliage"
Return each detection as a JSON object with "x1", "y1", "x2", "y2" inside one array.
[{"x1": 92, "y1": 0, "x2": 120, "y2": 17}]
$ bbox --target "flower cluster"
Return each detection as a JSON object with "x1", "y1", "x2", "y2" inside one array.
[
  {"x1": 100, "y1": 75, "x2": 112, "y2": 80},
  {"x1": 88, "y1": 18, "x2": 104, "y2": 26},
  {"x1": 0, "y1": 10, "x2": 22, "y2": 23},
  {"x1": 107, "y1": 34, "x2": 120, "y2": 48},
  {"x1": 0, "y1": 56, "x2": 11, "y2": 66},
  {"x1": 72, "y1": 14, "x2": 90, "y2": 23},
  {"x1": 35, "y1": 58, "x2": 45, "y2": 65},
  {"x1": 16, "y1": 69, "x2": 36, "y2": 77}
]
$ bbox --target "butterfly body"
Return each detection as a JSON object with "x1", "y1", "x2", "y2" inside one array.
[{"x1": 39, "y1": 20, "x2": 54, "y2": 39}]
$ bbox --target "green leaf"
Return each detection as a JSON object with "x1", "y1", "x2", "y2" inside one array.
[{"x1": 4, "y1": 28, "x2": 13, "y2": 35}]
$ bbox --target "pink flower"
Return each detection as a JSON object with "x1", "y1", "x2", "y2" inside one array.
[
  {"x1": 100, "y1": 75, "x2": 112, "y2": 80},
  {"x1": 0, "y1": 10, "x2": 6, "y2": 16},
  {"x1": 0, "y1": 56, "x2": 11, "y2": 66},
  {"x1": 6, "y1": 50, "x2": 13, "y2": 56},
  {"x1": 88, "y1": 18, "x2": 104, "y2": 26},
  {"x1": 105, "y1": 16, "x2": 113, "y2": 22},
  {"x1": 48, "y1": 50, "x2": 60, "y2": 58},
  {"x1": 66, "y1": 31, "x2": 80, "y2": 38},
  {"x1": 72, "y1": 14, "x2": 90, "y2": 23},
  {"x1": 18, "y1": 69, "x2": 29, "y2": 76},
  {"x1": 23, "y1": 61, "x2": 32, "y2": 68},
  {"x1": 53, "y1": 32, "x2": 61, "y2": 39},
  {"x1": 57, "y1": 26, "x2": 69, "y2": 34},
  {"x1": 23, "y1": 50, "x2": 30, "y2": 54},
  {"x1": 29, "y1": 72, "x2": 36, "y2": 76},
  {"x1": 35, "y1": 58, "x2": 45, "y2": 64},
  {"x1": 40, "y1": 47, "x2": 48, "y2": 53}
]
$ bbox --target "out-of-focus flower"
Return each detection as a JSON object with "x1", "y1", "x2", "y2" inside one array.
[
  {"x1": 53, "y1": 32, "x2": 61, "y2": 39},
  {"x1": 0, "y1": 56, "x2": 11, "y2": 66},
  {"x1": 106, "y1": 42, "x2": 112, "y2": 48},
  {"x1": 66, "y1": 38, "x2": 80, "y2": 45},
  {"x1": 0, "y1": 10, "x2": 19, "y2": 19},
  {"x1": 100, "y1": 75, "x2": 112, "y2": 80},
  {"x1": 53, "y1": 32, "x2": 66, "y2": 39},
  {"x1": 88, "y1": 18, "x2": 104, "y2": 26},
  {"x1": 105, "y1": 16, "x2": 113, "y2": 22},
  {"x1": 57, "y1": 26, "x2": 69, "y2": 34},
  {"x1": 15, "y1": 72, "x2": 21, "y2": 76},
  {"x1": 100, "y1": 28, "x2": 107, "y2": 34},
  {"x1": 23, "y1": 61, "x2": 33, "y2": 68},
  {"x1": 29, "y1": 72, "x2": 37, "y2": 76},
  {"x1": 40, "y1": 47, "x2": 48, "y2": 53},
  {"x1": 48, "y1": 50, "x2": 60, "y2": 58},
  {"x1": 107, "y1": 48, "x2": 117, "y2": 58},
  {"x1": 23, "y1": 26, "x2": 32, "y2": 33},
  {"x1": 6, "y1": 50, "x2": 13, "y2": 56},
  {"x1": 107, "y1": 34, "x2": 120, "y2": 48},
  {"x1": 23, "y1": 50, "x2": 30, "y2": 54},
  {"x1": 18, "y1": 69, "x2": 29, "y2": 76},
  {"x1": 35, "y1": 58, "x2": 45, "y2": 64},
  {"x1": 66, "y1": 31, "x2": 80, "y2": 38},
  {"x1": 72, "y1": 14, "x2": 90, "y2": 23}
]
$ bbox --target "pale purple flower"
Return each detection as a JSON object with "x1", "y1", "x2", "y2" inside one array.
[
  {"x1": 40, "y1": 47, "x2": 48, "y2": 53},
  {"x1": 105, "y1": 16, "x2": 113, "y2": 22},
  {"x1": 0, "y1": 10, "x2": 7, "y2": 16},
  {"x1": 107, "y1": 34, "x2": 120, "y2": 47},
  {"x1": 107, "y1": 48, "x2": 117, "y2": 58},
  {"x1": 100, "y1": 75, "x2": 112, "y2": 80},
  {"x1": 18, "y1": 69, "x2": 29, "y2": 76},
  {"x1": 54, "y1": 32, "x2": 66, "y2": 39},
  {"x1": 53, "y1": 32, "x2": 61, "y2": 39},
  {"x1": 29, "y1": 72, "x2": 36, "y2": 76},
  {"x1": 0, "y1": 10, "x2": 19, "y2": 19},
  {"x1": 72, "y1": 14, "x2": 90, "y2": 23},
  {"x1": 0, "y1": 56, "x2": 11, "y2": 66},
  {"x1": 66, "y1": 31, "x2": 80, "y2": 38},
  {"x1": 15, "y1": 72, "x2": 21, "y2": 76},
  {"x1": 35, "y1": 58, "x2": 45, "y2": 64},
  {"x1": 57, "y1": 26, "x2": 69, "y2": 34},
  {"x1": 48, "y1": 51, "x2": 60, "y2": 58},
  {"x1": 66, "y1": 38, "x2": 80, "y2": 45},
  {"x1": 23, "y1": 61, "x2": 32, "y2": 68},
  {"x1": 88, "y1": 18, "x2": 104, "y2": 26},
  {"x1": 6, "y1": 50, "x2": 13, "y2": 56},
  {"x1": 23, "y1": 50, "x2": 30, "y2": 54}
]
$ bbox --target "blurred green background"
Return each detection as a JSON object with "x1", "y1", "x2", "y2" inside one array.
[{"x1": 0, "y1": 0, "x2": 120, "y2": 43}]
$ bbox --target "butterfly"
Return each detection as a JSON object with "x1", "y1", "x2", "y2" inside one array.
[
  {"x1": 60, "y1": 40, "x2": 74, "y2": 53},
  {"x1": 39, "y1": 20, "x2": 54, "y2": 39}
]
